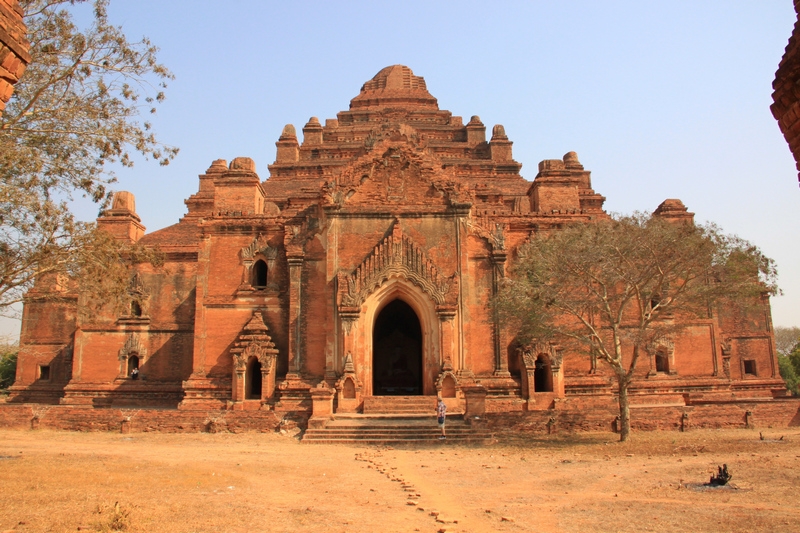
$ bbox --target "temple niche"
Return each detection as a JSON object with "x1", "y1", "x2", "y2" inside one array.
[{"x1": 9, "y1": 65, "x2": 786, "y2": 422}]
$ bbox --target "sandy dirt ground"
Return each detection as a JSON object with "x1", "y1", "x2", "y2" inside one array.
[{"x1": 0, "y1": 427, "x2": 798, "y2": 533}]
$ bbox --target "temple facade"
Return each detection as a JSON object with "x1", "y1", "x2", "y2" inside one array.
[{"x1": 10, "y1": 66, "x2": 787, "y2": 420}]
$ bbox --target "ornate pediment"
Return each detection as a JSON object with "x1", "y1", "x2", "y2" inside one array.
[
  {"x1": 337, "y1": 222, "x2": 456, "y2": 309},
  {"x1": 230, "y1": 311, "x2": 279, "y2": 371},
  {"x1": 241, "y1": 234, "x2": 278, "y2": 261},
  {"x1": 645, "y1": 336, "x2": 675, "y2": 355},
  {"x1": 518, "y1": 341, "x2": 563, "y2": 371},
  {"x1": 119, "y1": 334, "x2": 147, "y2": 361},
  {"x1": 466, "y1": 217, "x2": 506, "y2": 252},
  {"x1": 321, "y1": 141, "x2": 471, "y2": 209},
  {"x1": 127, "y1": 273, "x2": 147, "y2": 297}
]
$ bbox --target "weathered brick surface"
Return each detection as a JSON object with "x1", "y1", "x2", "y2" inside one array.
[
  {"x1": 0, "y1": 404, "x2": 283, "y2": 433},
  {"x1": 0, "y1": 0, "x2": 29, "y2": 113},
  {"x1": 772, "y1": 1, "x2": 800, "y2": 185},
  {"x1": 487, "y1": 398, "x2": 800, "y2": 435},
  {"x1": 11, "y1": 65, "x2": 789, "y2": 426}
]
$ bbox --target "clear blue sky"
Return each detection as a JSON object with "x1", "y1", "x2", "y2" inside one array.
[{"x1": 3, "y1": 1, "x2": 798, "y2": 338}]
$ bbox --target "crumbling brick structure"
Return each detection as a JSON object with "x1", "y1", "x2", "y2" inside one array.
[
  {"x1": 9, "y1": 66, "x2": 790, "y2": 427},
  {"x1": 772, "y1": 1, "x2": 800, "y2": 186},
  {"x1": 0, "y1": 0, "x2": 29, "y2": 113}
]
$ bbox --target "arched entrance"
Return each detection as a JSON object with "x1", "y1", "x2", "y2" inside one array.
[{"x1": 373, "y1": 299, "x2": 422, "y2": 395}]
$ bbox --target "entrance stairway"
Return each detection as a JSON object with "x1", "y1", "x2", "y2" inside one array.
[
  {"x1": 302, "y1": 415, "x2": 493, "y2": 445},
  {"x1": 362, "y1": 395, "x2": 437, "y2": 415},
  {"x1": 303, "y1": 396, "x2": 492, "y2": 445}
]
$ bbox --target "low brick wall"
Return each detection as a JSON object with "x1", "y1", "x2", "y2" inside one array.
[
  {"x1": 2, "y1": 398, "x2": 797, "y2": 436},
  {"x1": 483, "y1": 398, "x2": 800, "y2": 435},
  {"x1": 0, "y1": 404, "x2": 283, "y2": 433}
]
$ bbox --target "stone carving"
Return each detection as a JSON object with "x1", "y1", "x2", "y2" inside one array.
[
  {"x1": 519, "y1": 341, "x2": 562, "y2": 371},
  {"x1": 720, "y1": 339, "x2": 732, "y2": 357},
  {"x1": 466, "y1": 218, "x2": 506, "y2": 252},
  {"x1": 123, "y1": 272, "x2": 149, "y2": 317},
  {"x1": 721, "y1": 338, "x2": 732, "y2": 379},
  {"x1": 127, "y1": 272, "x2": 147, "y2": 297},
  {"x1": 230, "y1": 312, "x2": 279, "y2": 371},
  {"x1": 240, "y1": 234, "x2": 277, "y2": 261},
  {"x1": 338, "y1": 222, "x2": 455, "y2": 308},
  {"x1": 364, "y1": 123, "x2": 423, "y2": 150},
  {"x1": 321, "y1": 141, "x2": 471, "y2": 209},
  {"x1": 646, "y1": 336, "x2": 675, "y2": 356},
  {"x1": 119, "y1": 334, "x2": 147, "y2": 362},
  {"x1": 239, "y1": 235, "x2": 280, "y2": 290}
]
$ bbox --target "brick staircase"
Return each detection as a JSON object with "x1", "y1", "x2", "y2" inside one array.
[
  {"x1": 362, "y1": 395, "x2": 439, "y2": 415},
  {"x1": 301, "y1": 395, "x2": 492, "y2": 445},
  {"x1": 302, "y1": 415, "x2": 493, "y2": 445}
]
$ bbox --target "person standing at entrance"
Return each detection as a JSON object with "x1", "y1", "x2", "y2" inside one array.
[{"x1": 436, "y1": 396, "x2": 447, "y2": 439}]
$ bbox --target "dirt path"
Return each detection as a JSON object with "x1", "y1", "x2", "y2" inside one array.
[{"x1": 1, "y1": 428, "x2": 799, "y2": 533}]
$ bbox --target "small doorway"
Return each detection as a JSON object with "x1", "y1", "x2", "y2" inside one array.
[
  {"x1": 127, "y1": 355, "x2": 140, "y2": 378},
  {"x1": 246, "y1": 357, "x2": 262, "y2": 399},
  {"x1": 534, "y1": 354, "x2": 553, "y2": 392},
  {"x1": 373, "y1": 299, "x2": 423, "y2": 395}
]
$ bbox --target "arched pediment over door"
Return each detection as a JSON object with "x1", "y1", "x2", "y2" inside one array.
[{"x1": 336, "y1": 222, "x2": 459, "y2": 398}]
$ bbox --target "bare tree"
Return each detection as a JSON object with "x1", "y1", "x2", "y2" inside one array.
[
  {"x1": 774, "y1": 326, "x2": 800, "y2": 356},
  {"x1": 0, "y1": 0, "x2": 176, "y2": 314},
  {"x1": 495, "y1": 213, "x2": 778, "y2": 441}
]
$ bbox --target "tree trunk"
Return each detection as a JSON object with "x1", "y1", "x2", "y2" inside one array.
[{"x1": 617, "y1": 376, "x2": 631, "y2": 442}]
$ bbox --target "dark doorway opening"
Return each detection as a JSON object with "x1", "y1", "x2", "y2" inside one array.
[
  {"x1": 253, "y1": 259, "x2": 268, "y2": 288},
  {"x1": 127, "y1": 355, "x2": 140, "y2": 378},
  {"x1": 373, "y1": 299, "x2": 422, "y2": 396},
  {"x1": 534, "y1": 354, "x2": 553, "y2": 392},
  {"x1": 655, "y1": 350, "x2": 669, "y2": 373},
  {"x1": 246, "y1": 357, "x2": 262, "y2": 399}
]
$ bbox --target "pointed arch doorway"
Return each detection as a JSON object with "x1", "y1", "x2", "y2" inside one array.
[{"x1": 372, "y1": 299, "x2": 422, "y2": 395}]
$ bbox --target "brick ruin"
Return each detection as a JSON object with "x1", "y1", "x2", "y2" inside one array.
[
  {"x1": 0, "y1": 0, "x2": 29, "y2": 113},
  {"x1": 7, "y1": 65, "x2": 796, "y2": 431},
  {"x1": 772, "y1": 1, "x2": 800, "y2": 186}
]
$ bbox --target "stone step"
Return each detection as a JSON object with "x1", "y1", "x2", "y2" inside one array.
[
  {"x1": 362, "y1": 395, "x2": 438, "y2": 414},
  {"x1": 303, "y1": 432, "x2": 492, "y2": 444},
  {"x1": 302, "y1": 415, "x2": 492, "y2": 445},
  {"x1": 306, "y1": 428, "x2": 482, "y2": 436},
  {"x1": 302, "y1": 437, "x2": 491, "y2": 445}
]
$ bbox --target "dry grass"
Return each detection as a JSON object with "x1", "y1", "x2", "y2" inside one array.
[{"x1": 0, "y1": 427, "x2": 798, "y2": 532}]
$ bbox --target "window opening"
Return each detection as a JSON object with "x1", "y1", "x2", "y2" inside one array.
[
  {"x1": 128, "y1": 355, "x2": 140, "y2": 378},
  {"x1": 655, "y1": 350, "x2": 669, "y2": 373},
  {"x1": 253, "y1": 259, "x2": 268, "y2": 288}
]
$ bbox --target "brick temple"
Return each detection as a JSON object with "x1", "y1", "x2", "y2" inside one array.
[{"x1": 8, "y1": 66, "x2": 792, "y2": 429}]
